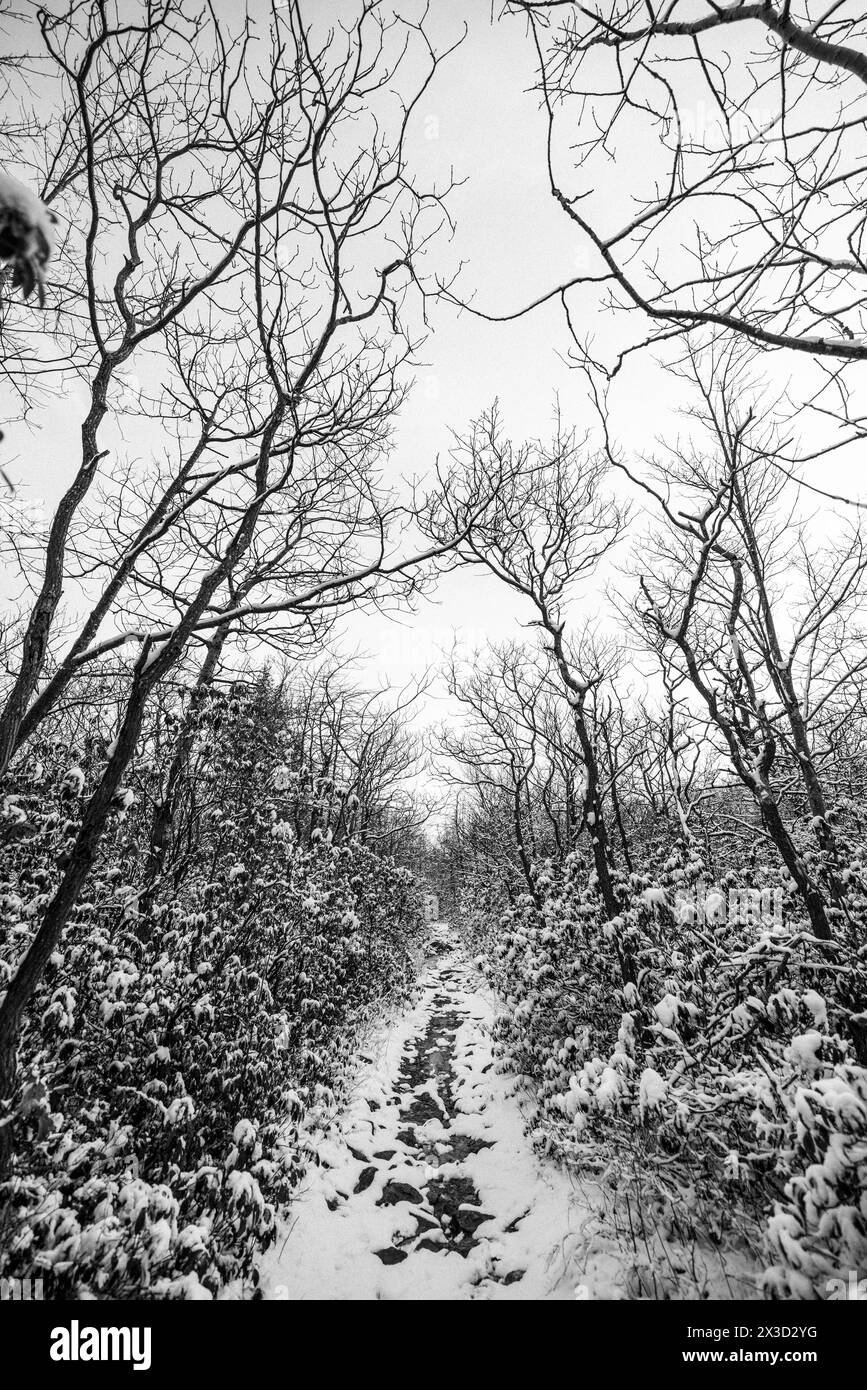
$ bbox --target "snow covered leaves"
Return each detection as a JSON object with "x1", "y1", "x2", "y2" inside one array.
[
  {"x1": 0, "y1": 174, "x2": 55, "y2": 306},
  {"x1": 473, "y1": 841, "x2": 867, "y2": 1299}
]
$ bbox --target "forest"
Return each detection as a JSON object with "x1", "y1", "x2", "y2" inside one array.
[{"x1": 0, "y1": 0, "x2": 866, "y2": 1307}]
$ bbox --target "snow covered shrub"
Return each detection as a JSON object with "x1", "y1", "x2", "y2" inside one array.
[
  {"x1": 474, "y1": 838, "x2": 867, "y2": 1299},
  {"x1": 764, "y1": 1059, "x2": 867, "y2": 1298},
  {"x1": 0, "y1": 673, "x2": 424, "y2": 1297},
  {"x1": 480, "y1": 853, "x2": 625, "y2": 1083}
]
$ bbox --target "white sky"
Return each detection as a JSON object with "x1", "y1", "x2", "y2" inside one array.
[
  {"x1": 329, "y1": 0, "x2": 659, "y2": 694},
  {"x1": 326, "y1": 2, "x2": 867, "y2": 716},
  {"x1": 3, "y1": 0, "x2": 866, "y2": 816}
]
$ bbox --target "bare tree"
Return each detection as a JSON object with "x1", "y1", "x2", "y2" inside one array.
[
  {"x1": 0, "y1": 0, "x2": 469, "y2": 1169},
  {"x1": 441, "y1": 643, "x2": 553, "y2": 896},
  {"x1": 426, "y1": 409, "x2": 629, "y2": 924},
  {"x1": 0, "y1": 0, "x2": 465, "y2": 773},
  {"x1": 491, "y1": 1, "x2": 867, "y2": 381},
  {"x1": 622, "y1": 354, "x2": 867, "y2": 937}
]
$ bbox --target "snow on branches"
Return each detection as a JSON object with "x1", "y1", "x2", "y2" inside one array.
[{"x1": 0, "y1": 174, "x2": 55, "y2": 305}]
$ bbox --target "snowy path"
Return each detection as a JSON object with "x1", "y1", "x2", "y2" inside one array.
[{"x1": 259, "y1": 926, "x2": 602, "y2": 1300}]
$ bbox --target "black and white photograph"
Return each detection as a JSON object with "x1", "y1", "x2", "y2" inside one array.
[{"x1": 0, "y1": 0, "x2": 865, "y2": 1360}]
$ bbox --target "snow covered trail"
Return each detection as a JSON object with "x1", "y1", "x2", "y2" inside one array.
[{"x1": 258, "y1": 925, "x2": 602, "y2": 1300}]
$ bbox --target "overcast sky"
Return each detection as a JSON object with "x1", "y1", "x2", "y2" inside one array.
[
  {"x1": 4, "y1": 0, "x2": 865, "y2": 815},
  {"x1": 327, "y1": 2, "x2": 866, "y2": 723},
  {"x1": 331, "y1": 0, "x2": 656, "y2": 699}
]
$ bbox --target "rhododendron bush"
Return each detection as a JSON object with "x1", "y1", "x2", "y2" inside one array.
[
  {"x1": 0, "y1": 673, "x2": 423, "y2": 1297},
  {"x1": 460, "y1": 834, "x2": 867, "y2": 1299}
]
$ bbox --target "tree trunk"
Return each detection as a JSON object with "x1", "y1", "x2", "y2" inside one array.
[
  {"x1": 0, "y1": 664, "x2": 152, "y2": 1177},
  {"x1": 139, "y1": 626, "x2": 228, "y2": 922},
  {"x1": 760, "y1": 796, "x2": 832, "y2": 940}
]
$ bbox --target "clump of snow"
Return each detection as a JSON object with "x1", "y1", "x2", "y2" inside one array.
[
  {"x1": 653, "y1": 992, "x2": 681, "y2": 1030},
  {"x1": 61, "y1": 765, "x2": 85, "y2": 796},
  {"x1": 638, "y1": 1067, "x2": 667, "y2": 1119},
  {"x1": 641, "y1": 886, "x2": 668, "y2": 911},
  {"x1": 786, "y1": 1031, "x2": 825, "y2": 1077},
  {"x1": 233, "y1": 1119, "x2": 257, "y2": 1147},
  {"x1": 801, "y1": 990, "x2": 827, "y2": 1029},
  {"x1": 0, "y1": 172, "x2": 55, "y2": 304}
]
